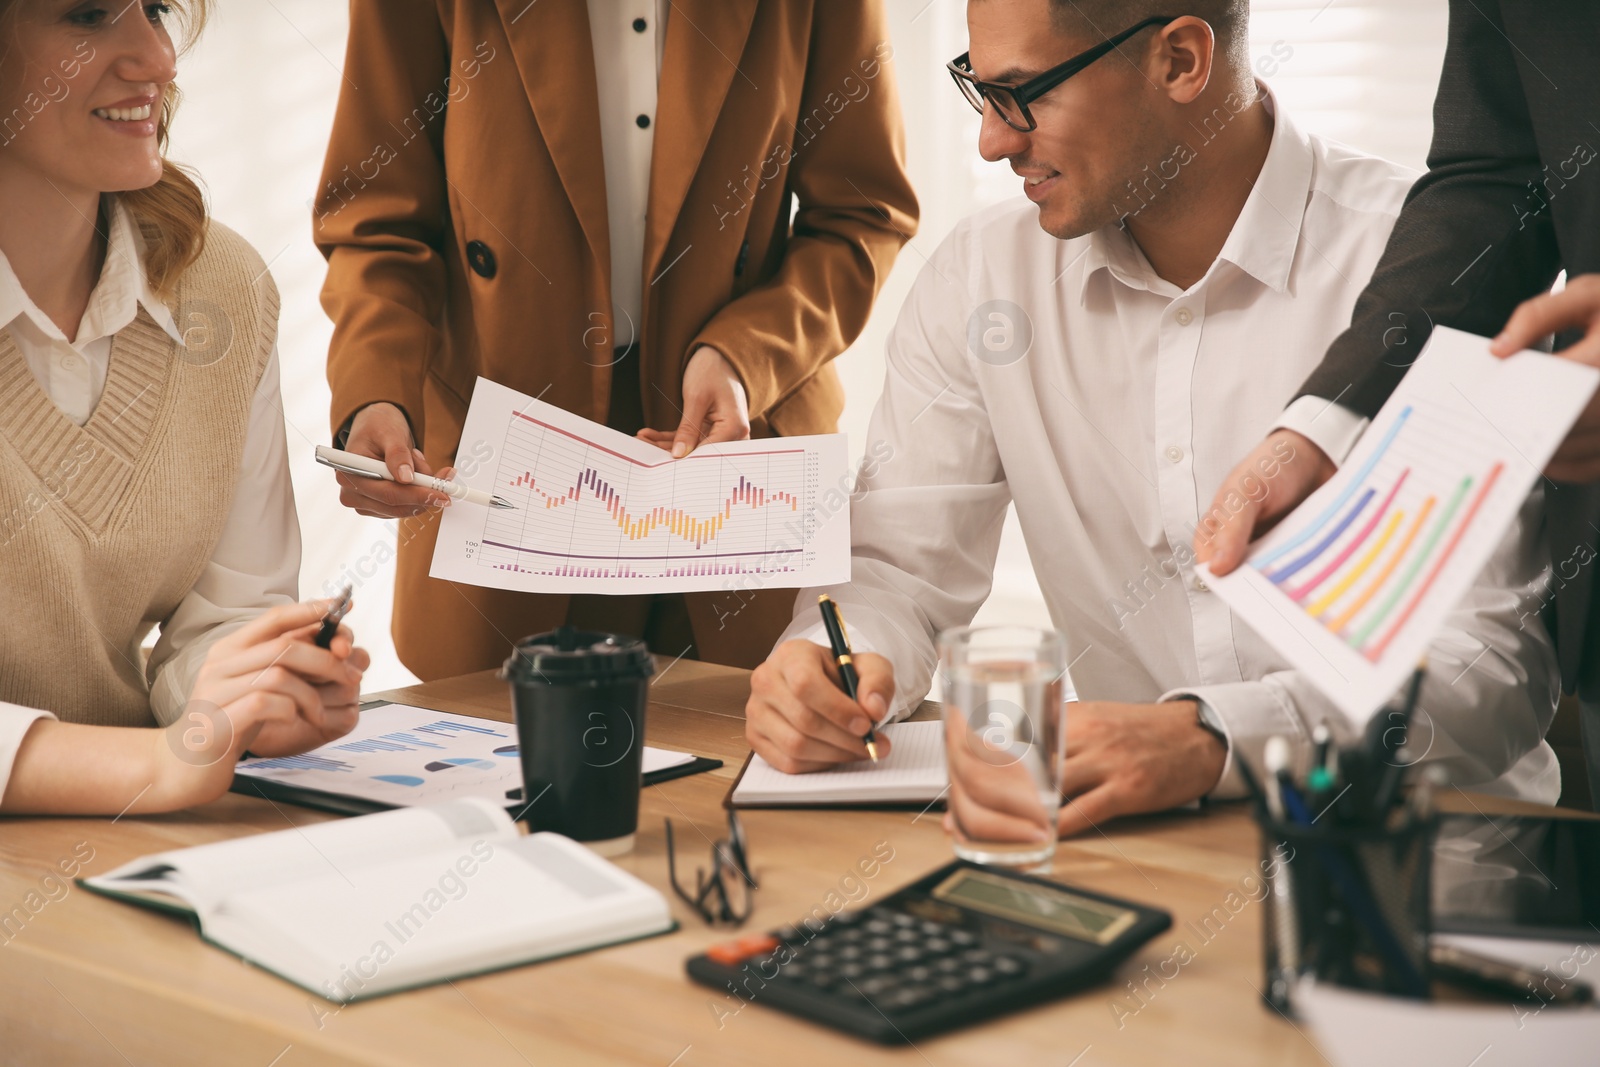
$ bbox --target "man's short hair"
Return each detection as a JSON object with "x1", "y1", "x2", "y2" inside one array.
[{"x1": 1048, "y1": 1, "x2": 1249, "y2": 75}]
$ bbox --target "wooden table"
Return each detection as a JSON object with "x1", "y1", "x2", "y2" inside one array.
[{"x1": 0, "y1": 660, "x2": 1393, "y2": 1066}]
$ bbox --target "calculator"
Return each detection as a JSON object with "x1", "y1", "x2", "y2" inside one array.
[{"x1": 685, "y1": 859, "x2": 1172, "y2": 1044}]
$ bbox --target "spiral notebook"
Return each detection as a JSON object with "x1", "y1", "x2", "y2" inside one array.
[{"x1": 727, "y1": 721, "x2": 947, "y2": 808}]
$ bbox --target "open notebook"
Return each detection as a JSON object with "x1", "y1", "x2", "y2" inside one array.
[
  {"x1": 729, "y1": 721, "x2": 947, "y2": 807},
  {"x1": 81, "y1": 798, "x2": 674, "y2": 1001}
]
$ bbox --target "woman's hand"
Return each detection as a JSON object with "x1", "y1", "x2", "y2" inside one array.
[
  {"x1": 637, "y1": 347, "x2": 752, "y2": 456},
  {"x1": 336, "y1": 402, "x2": 453, "y2": 517},
  {"x1": 154, "y1": 600, "x2": 368, "y2": 806},
  {"x1": 2, "y1": 600, "x2": 369, "y2": 816}
]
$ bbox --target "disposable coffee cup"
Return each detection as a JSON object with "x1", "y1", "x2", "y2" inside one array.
[{"x1": 500, "y1": 626, "x2": 655, "y2": 856}]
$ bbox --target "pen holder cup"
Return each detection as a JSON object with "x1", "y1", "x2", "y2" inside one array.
[{"x1": 1256, "y1": 812, "x2": 1435, "y2": 1015}]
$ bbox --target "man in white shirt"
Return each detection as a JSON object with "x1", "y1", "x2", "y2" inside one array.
[{"x1": 744, "y1": 0, "x2": 1561, "y2": 834}]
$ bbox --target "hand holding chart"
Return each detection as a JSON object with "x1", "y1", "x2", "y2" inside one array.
[
  {"x1": 430, "y1": 378, "x2": 852, "y2": 594},
  {"x1": 1203, "y1": 327, "x2": 1600, "y2": 721}
]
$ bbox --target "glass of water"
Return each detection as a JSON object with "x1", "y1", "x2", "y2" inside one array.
[{"x1": 939, "y1": 626, "x2": 1068, "y2": 872}]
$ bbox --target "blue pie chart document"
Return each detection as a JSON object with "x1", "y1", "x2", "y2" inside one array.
[{"x1": 232, "y1": 702, "x2": 714, "y2": 814}]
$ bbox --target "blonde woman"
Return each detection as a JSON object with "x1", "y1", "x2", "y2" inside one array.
[{"x1": 0, "y1": 0, "x2": 364, "y2": 814}]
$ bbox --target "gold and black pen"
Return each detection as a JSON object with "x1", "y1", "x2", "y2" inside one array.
[{"x1": 817, "y1": 594, "x2": 878, "y2": 762}]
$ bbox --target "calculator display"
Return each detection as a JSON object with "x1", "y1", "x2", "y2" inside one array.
[{"x1": 932, "y1": 869, "x2": 1137, "y2": 945}]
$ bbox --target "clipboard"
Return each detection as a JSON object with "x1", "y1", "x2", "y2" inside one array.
[{"x1": 228, "y1": 700, "x2": 722, "y2": 818}]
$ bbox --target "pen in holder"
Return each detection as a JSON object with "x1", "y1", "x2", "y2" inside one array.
[
  {"x1": 1256, "y1": 805, "x2": 1435, "y2": 1014},
  {"x1": 1244, "y1": 664, "x2": 1436, "y2": 1015}
]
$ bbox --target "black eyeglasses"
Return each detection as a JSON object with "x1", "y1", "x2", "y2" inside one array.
[
  {"x1": 665, "y1": 811, "x2": 758, "y2": 926},
  {"x1": 948, "y1": 15, "x2": 1177, "y2": 132}
]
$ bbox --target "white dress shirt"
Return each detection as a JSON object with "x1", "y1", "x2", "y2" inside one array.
[
  {"x1": 780, "y1": 95, "x2": 1561, "y2": 804},
  {"x1": 586, "y1": 0, "x2": 668, "y2": 343},
  {"x1": 0, "y1": 200, "x2": 300, "y2": 803}
]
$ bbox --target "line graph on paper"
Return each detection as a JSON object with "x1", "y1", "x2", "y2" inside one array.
[
  {"x1": 1203, "y1": 327, "x2": 1599, "y2": 722},
  {"x1": 430, "y1": 379, "x2": 852, "y2": 595}
]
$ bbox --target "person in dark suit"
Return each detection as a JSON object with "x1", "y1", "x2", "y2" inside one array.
[{"x1": 1196, "y1": 0, "x2": 1600, "y2": 800}]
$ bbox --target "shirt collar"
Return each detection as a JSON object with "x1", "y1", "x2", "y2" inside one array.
[
  {"x1": 1077, "y1": 81, "x2": 1312, "y2": 303},
  {"x1": 0, "y1": 197, "x2": 185, "y2": 348}
]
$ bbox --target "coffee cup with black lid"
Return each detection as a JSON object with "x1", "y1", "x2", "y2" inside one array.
[{"x1": 500, "y1": 626, "x2": 655, "y2": 856}]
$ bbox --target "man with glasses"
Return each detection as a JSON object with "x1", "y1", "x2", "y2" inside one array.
[{"x1": 744, "y1": 0, "x2": 1562, "y2": 836}]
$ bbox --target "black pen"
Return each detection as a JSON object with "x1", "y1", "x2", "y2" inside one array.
[
  {"x1": 817, "y1": 594, "x2": 878, "y2": 762},
  {"x1": 315, "y1": 584, "x2": 354, "y2": 649},
  {"x1": 1431, "y1": 943, "x2": 1595, "y2": 1005},
  {"x1": 1371, "y1": 661, "x2": 1427, "y2": 816}
]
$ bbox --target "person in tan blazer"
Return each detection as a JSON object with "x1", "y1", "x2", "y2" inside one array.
[{"x1": 316, "y1": 0, "x2": 918, "y2": 681}]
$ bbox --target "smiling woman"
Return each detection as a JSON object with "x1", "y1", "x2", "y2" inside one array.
[
  {"x1": 0, "y1": 0, "x2": 206, "y2": 292},
  {"x1": 0, "y1": 0, "x2": 372, "y2": 817}
]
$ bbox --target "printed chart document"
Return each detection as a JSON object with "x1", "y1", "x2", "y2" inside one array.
[
  {"x1": 233, "y1": 703, "x2": 703, "y2": 813},
  {"x1": 1202, "y1": 327, "x2": 1600, "y2": 722},
  {"x1": 82, "y1": 799, "x2": 674, "y2": 1002},
  {"x1": 730, "y1": 721, "x2": 947, "y2": 807},
  {"x1": 431, "y1": 377, "x2": 852, "y2": 594}
]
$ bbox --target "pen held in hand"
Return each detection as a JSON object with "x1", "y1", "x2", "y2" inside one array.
[
  {"x1": 817, "y1": 594, "x2": 878, "y2": 762},
  {"x1": 315, "y1": 445, "x2": 517, "y2": 510},
  {"x1": 315, "y1": 584, "x2": 354, "y2": 650}
]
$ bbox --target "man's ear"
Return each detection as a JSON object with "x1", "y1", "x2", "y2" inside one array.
[{"x1": 1152, "y1": 16, "x2": 1215, "y2": 104}]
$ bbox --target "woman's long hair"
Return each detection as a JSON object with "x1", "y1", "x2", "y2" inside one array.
[{"x1": 0, "y1": 1, "x2": 211, "y2": 295}]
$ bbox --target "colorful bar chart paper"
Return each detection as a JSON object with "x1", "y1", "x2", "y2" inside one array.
[
  {"x1": 1203, "y1": 327, "x2": 1600, "y2": 722},
  {"x1": 430, "y1": 378, "x2": 851, "y2": 594}
]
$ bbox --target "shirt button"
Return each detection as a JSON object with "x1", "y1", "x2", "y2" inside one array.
[
  {"x1": 1174, "y1": 307, "x2": 1194, "y2": 326},
  {"x1": 466, "y1": 240, "x2": 497, "y2": 279},
  {"x1": 1165, "y1": 445, "x2": 1183, "y2": 464},
  {"x1": 60, "y1": 353, "x2": 82, "y2": 371},
  {"x1": 632, "y1": 16, "x2": 647, "y2": 32},
  {"x1": 1194, "y1": 575, "x2": 1209, "y2": 592},
  {"x1": 636, "y1": 114, "x2": 651, "y2": 129}
]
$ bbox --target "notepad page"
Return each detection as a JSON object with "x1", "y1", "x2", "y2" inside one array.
[
  {"x1": 210, "y1": 833, "x2": 672, "y2": 1000},
  {"x1": 734, "y1": 721, "x2": 947, "y2": 804},
  {"x1": 87, "y1": 798, "x2": 517, "y2": 915}
]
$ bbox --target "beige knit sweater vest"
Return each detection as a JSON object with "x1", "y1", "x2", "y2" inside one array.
[{"x1": 0, "y1": 221, "x2": 278, "y2": 727}]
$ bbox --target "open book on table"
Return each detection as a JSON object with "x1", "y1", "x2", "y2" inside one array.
[{"x1": 81, "y1": 798, "x2": 674, "y2": 1001}]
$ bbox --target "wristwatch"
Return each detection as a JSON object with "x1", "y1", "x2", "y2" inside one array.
[
  {"x1": 1193, "y1": 699, "x2": 1230, "y2": 808},
  {"x1": 1195, "y1": 699, "x2": 1230, "y2": 751}
]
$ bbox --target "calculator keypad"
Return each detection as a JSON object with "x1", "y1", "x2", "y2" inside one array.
[
  {"x1": 687, "y1": 862, "x2": 1170, "y2": 1045},
  {"x1": 757, "y1": 906, "x2": 1033, "y2": 1011}
]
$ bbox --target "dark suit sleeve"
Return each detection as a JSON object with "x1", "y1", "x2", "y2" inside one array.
[{"x1": 1294, "y1": 0, "x2": 1564, "y2": 418}]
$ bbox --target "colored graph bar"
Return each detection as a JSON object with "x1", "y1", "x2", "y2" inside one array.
[
  {"x1": 1267, "y1": 487, "x2": 1376, "y2": 585},
  {"x1": 1253, "y1": 406, "x2": 1413, "y2": 570},
  {"x1": 242, "y1": 753, "x2": 352, "y2": 773},
  {"x1": 413, "y1": 720, "x2": 507, "y2": 737},
  {"x1": 1307, "y1": 508, "x2": 1405, "y2": 617},
  {"x1": 1286, "y1": 469, "x2": 1411, "y2": 602},
  {"x1": 1348, "y1": 475, "x2": 1474, "y2": 648},
  {"x1": 1365, "y1": 462, "x2": 1505, "y2": 662},
  {"x1": 1326, "y1": 497, "x2": 1436, "y2": 633},
  {"x1": 510, "y1": 469, "x2": 799, "y2": 550},
  {"x1": 480, "y1": 539, "x2": 801, "y2": 562}
]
